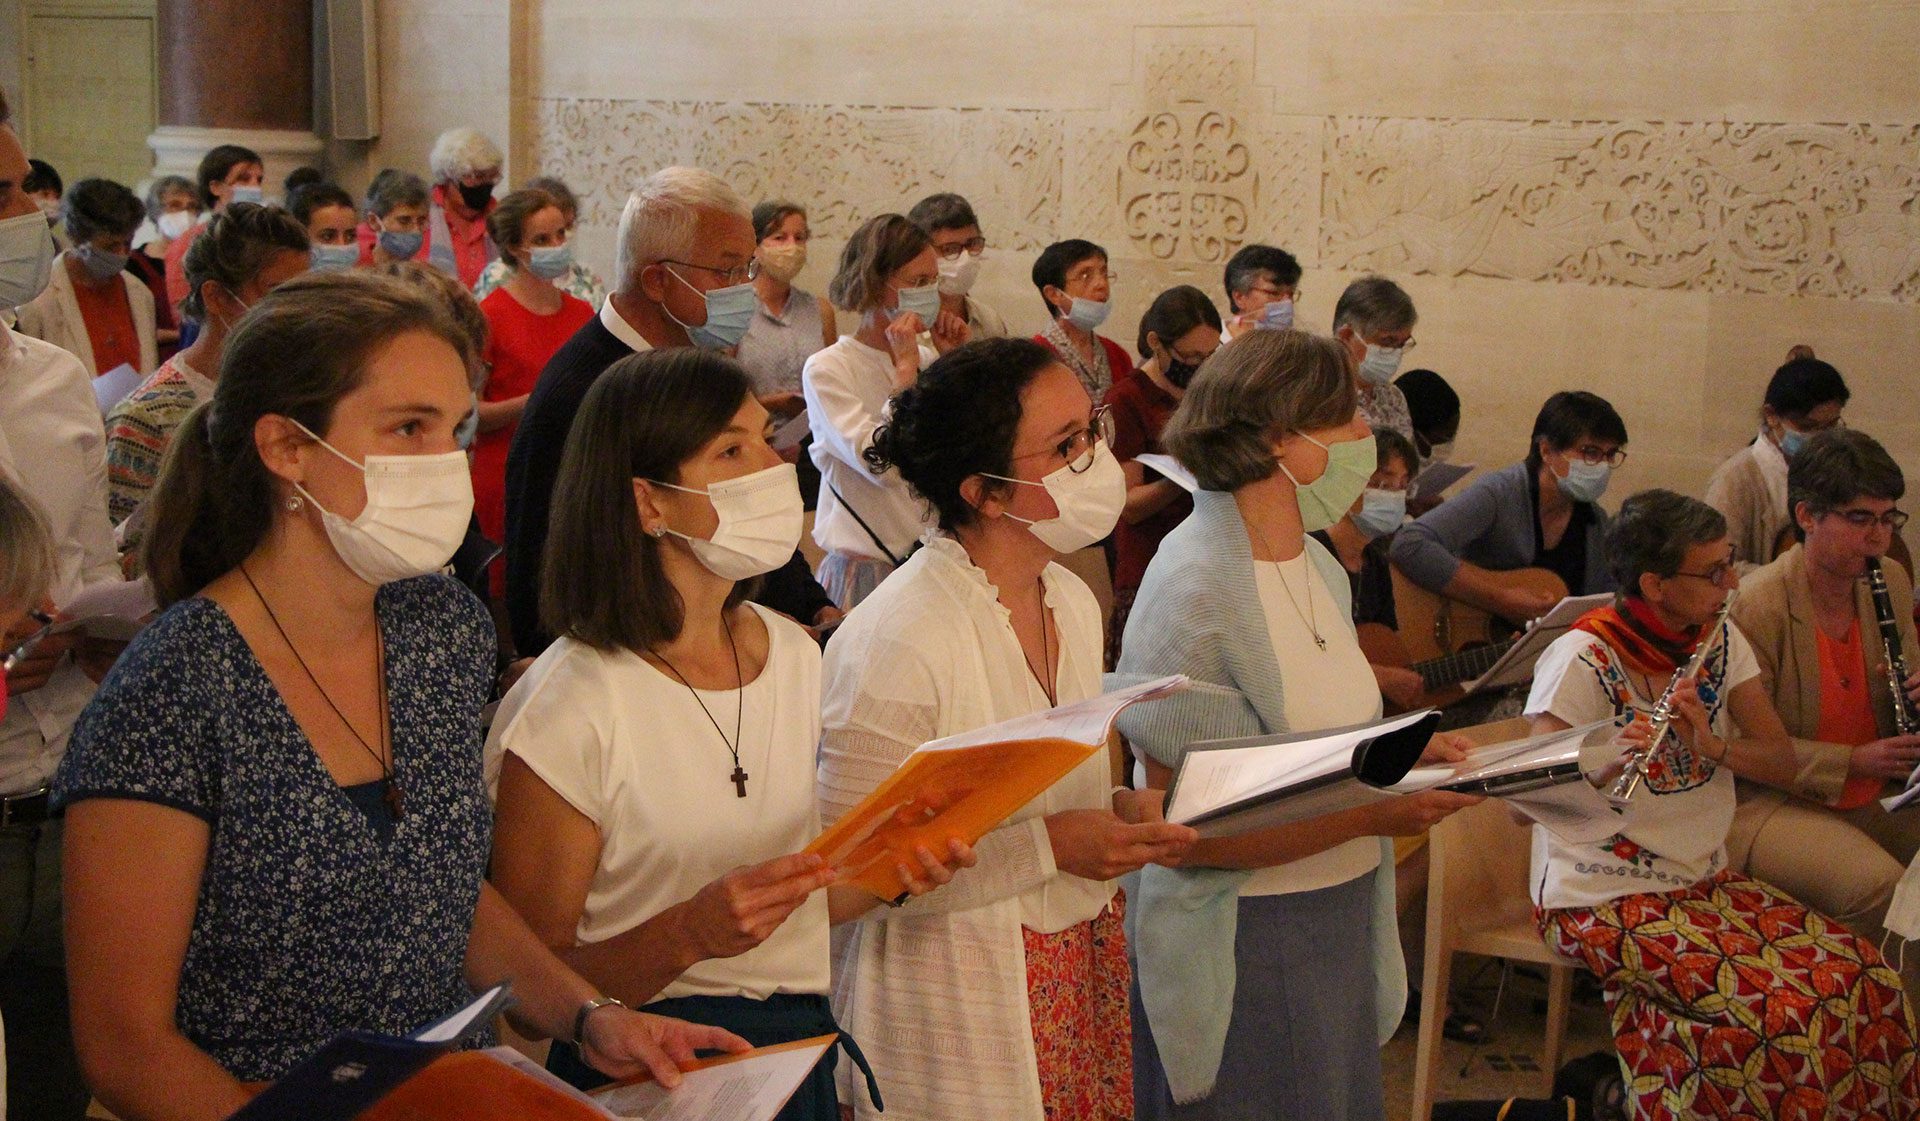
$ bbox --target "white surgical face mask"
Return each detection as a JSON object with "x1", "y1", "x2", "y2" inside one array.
[
  {"x1": 157, "y1": 210, "x2": 197, "y2": 240},
  {"x1": 985, "y1": 442, "x2": 1127, "y2": 554},
  {"x1": 651, "y1": 462, "x2": 804, "y2": 582},
  {"x1": 937, "y1": 251, "x2": 982, "y2": 297},
  {"x1": 758, "y1": 241, "x2": 807, "y2": 284},
  {"x1": 0, "y1": 209, "x2": 57, "y2": 310},
  {"x1": 227, "y1": 185, "x2": 264, "y2": 207},
  {"x1": 290, "y1": 420, "x2": 474, "y2": 586}
]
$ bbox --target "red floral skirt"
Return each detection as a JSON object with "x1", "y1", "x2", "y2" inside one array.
[
  {"x1": 1542, "y1": 870, "x2": 1920, "y2": 1120},
  {"x1": 1023, "y1": 890, "x2": 1132, "y2": 1120}
]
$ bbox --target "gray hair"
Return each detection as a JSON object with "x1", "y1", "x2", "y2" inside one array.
[
  {"x1": 428, "y1": 126, "x2": 503, "y2": 184},
  {"x1": 144, "y1": 175, "x2": 196, "y2": 222},
  {"x1": 0, "y1": 475, "x2": 54, "y2": 614},
  {"x1": 365, "y1": 171, "x2": 429, "y2": 217},
  {"x1": 1332, "y1": 274, "x2": 1417, "y2": 337},
  {"x1": 1605, "y1": 489, "x2": 1727, "y2": 596},
  {"x1": 1163, "y1": 329, "x2": 1358, "y2": 492},
  {"x1": 612, "y1": 166, "x2": 750, "y2": 289}
]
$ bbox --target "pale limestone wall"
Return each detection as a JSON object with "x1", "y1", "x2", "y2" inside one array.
[{"x1": 382, "y1": 0, "x2": 1920, "y2": 498}]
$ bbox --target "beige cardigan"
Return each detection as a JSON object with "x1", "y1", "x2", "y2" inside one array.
[
  {"x1": 15, "y1": 252, "x2": 159, "y2": 376},
  {"x1": 1731, "y1": 544, "x2": 1919, "y2": 804},
  {"x1": 1704, "y1": 435, "x2": 1790, "y2": 574}
]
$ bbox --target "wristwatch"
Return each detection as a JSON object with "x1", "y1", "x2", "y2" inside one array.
[{"x1": 572, "y1": 995, "x2": 627, "y2": 1046}]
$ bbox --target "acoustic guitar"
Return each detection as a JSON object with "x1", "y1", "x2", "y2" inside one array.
[{"x1": 1360, "y1": 565, "x2": 1569, "y2": 714}]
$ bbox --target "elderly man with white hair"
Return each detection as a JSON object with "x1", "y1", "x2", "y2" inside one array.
[
  {"x1": 426, "y1": 125, "x2": 504, "y2": 286},
  {"x1": 502, "y1": 165, "x2": 842, "y2": 658}
]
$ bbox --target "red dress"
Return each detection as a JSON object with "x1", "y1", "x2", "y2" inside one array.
[{"x1": 475, "y1": 287, "x2": 594, "y2": 594}]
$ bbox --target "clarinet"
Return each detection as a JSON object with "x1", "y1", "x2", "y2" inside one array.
[
  {"x1": 1867, "y1": 557, "x2": 1919, "y2": 736},
  {"x1": 1606, "y1": 593, "x2": 1738, "y2": 805}
]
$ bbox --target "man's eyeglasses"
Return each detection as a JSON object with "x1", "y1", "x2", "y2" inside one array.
[
  {"x1": 660, "y1": 258, "x2": 760, "y2": 286},
  {"x1": 1011, "y1": 406, "x2": 1115, "y2": 474},
  {"x1": 1569, "y1": 444, "x2": 1628, "y2": 468},
  {"x1": 934, "y1": 237, "x2": 987, "y2": 260},
  {"x1": 1829, "y1": 508, "x2": 1910, "y2": 531}
]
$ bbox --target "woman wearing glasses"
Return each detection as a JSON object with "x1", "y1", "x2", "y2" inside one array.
[
  {"x1": 1704, "y1": 347, "x2": 1851, "y2": 573},
  {"x1": 1522, "y1": 488, "x2": 1919, "y2": 1120},
  {"x1": 1116, "y1": 330, "x2": 1477, "y2": 1120},
  {"x1": 1391, "y1": 390, "x2": 1629, "y2": 626},
  {"x1": 1727, "y1": 428, "x2": 1920, "y2": 1005},
  {"x1": 818, "y1": 337, "x2": 1196, "y2": 1120},
  {"x1": 1030, "y1": 239, "x2": 1129, "y2": 400},
  {"x1": 803, "y1": 215, "x2": 969, "y2": 610}
]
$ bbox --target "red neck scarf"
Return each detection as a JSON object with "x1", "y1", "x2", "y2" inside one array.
[{"x1": 1571, "y1": 596, "x2": 1708, "y2": 676}]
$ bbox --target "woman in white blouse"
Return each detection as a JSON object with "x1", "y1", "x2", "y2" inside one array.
[
  {"x1": 819, "y1": 337, "x2": 1197, "y2": 1121},
  {"x1": 803, "y1": 214, "x2": 969, "y2": 610},
  {"x1": 487, "y1": 349, "x2": 971, "y2": 1119},
  {"x1": 1115, "y1": 330, "x2": 1477, "y2": 1120}
]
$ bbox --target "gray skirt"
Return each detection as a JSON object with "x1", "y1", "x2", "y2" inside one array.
[{"x1": 1133, "y1": 872, "x2": 1386, "y2": 1121}]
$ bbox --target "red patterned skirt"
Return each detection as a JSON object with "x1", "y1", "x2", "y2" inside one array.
[
  {"x1": 1023, "y1": 891, "x2": 1132, "y2": 1120},
  {"x1": 1541, "y1": 870, "x2": 1920, "y2": 1120}
]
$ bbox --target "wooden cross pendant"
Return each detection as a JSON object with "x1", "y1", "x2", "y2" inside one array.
[
  {"x1": 383, "y1": 778, "x2": 406, "y2": 820},
  {"x1": 731, "y1": 766, "x2": 749, "y2": 798}
]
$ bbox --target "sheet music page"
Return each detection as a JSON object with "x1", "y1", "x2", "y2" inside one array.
[
  {"x1": 1164, "y1": 709, "x2": 1433, "y2": 826},
  {"x1": 1409, "y1": 460, "x2": 1473, "y2": 499},
  {"x1": 1464, "y1": 593, "x2": 1613, "y2": 693},
  {"x1": 1133, "y1": 453, "x2": 1197, "y2": 493},
  {"x1": 770, "y1": 409, "x2": 812, "y2": 452},
  {"x1": 93, "y1": 362, "x2": 143, "y2": 416},
  {"x1": 50, "y1": 576, "x2": 158, "y2": 641},
  {"x1": 1388, "y1": 718, "x2": 1608, "y2": 793},
  {"x1": 917, "y1": 675, "x2": 1188, "y2": 755},
  {"x1": 592, "y1": 1037, "x2": 835, "y2": 1121}
]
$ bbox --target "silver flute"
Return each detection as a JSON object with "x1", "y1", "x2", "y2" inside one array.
[
  {"x1": 1867, "y1": 557, "x2": 1918, "y2": 736},
  {"x1": 1606, "y1": 592, "x2": 1737, "y2": 805}
]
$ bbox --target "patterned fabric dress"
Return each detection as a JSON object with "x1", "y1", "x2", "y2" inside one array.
[
  {"x1": 1023, "y1": 893, "x2": 1132, "y2": 1120},
  {"x1": 1527, "y1": 602, "x2": 1920, "y2": 1120}
]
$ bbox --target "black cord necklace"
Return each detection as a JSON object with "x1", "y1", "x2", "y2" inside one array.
[
  {"x1": 654, "y1": 615, "x2": 749, "y2": 797},
  {"x1": 241, "y1": 565, "x2": 402, "y2": 819},
  {"x1": 1016, "y1": 578, "x2": 1058, "y2": 706}
]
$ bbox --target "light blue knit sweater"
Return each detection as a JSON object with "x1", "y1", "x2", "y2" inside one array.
[{"x1": 1111, "y1": 488, "x2": 1406, "y2": 1105}]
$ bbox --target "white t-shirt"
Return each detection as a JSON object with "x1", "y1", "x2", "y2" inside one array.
[
  {"x1": 485, "y1": 603, "x2": 830, "y2": 1001},
  {"x1": 1523, "y1": 618, "x2": 1760, "y2": 911},
  {"x1": 1241, "y1": 552, "x2": 1385, "y2": 896}
]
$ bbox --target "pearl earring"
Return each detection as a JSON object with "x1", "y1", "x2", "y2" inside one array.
[{"x1": 648, "y1": 525, "x2": 666, "y2": 538}]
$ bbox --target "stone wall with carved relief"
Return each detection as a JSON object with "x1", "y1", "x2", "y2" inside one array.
[{"x1": 500, "y1": 4, "x2": 1920, "y2": 496}]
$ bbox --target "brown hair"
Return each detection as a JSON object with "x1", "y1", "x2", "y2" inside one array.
[
  {"x1": 180, "y1": 202, "x2": 310, "y2": 321},
  {"x1": 368, "y1": 260, "x2": 490, "y2": 390},
  {"x1": 0, "y1": 476, "x2": 53, "y2": 614},
  {"x1": 142, "y1": 272, "x2": 476, "y2": 605},
  {"x1": 828, "y1": 213, "x2": 930, "y2": 312},
  {"x1": 485, "y1": 187, "x2": 562, "y2": 266},
  {"x1": 1163, "y1": 329, "x2": 1357, "y2": 492},
  {"x1": 541, "y1": 349, "x2": 756, "y2": 652}
]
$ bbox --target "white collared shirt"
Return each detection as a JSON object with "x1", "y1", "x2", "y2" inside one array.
[
  {"x1": 0, "y1": 328, "x2": 124, "y2": 793},
  {"x1": 803, "y1": 336, "x2": 936, "y2": 561},
  {"x1": 598, "y1": 294, "x2": 655, "y2": 356}
]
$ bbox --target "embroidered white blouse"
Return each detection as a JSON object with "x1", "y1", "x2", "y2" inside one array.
[{"x1": 817, "y1": 533, "x2": 1115, "y2": 1121}]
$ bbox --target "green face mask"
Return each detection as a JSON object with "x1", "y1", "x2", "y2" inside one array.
[{"x1": 1279, "y1": 432, "x2": 1376, "y2": 532}]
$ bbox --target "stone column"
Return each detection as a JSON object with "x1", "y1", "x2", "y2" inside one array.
[{"x1": 146, "y1": 0, "x2": 324, "y2": 192}]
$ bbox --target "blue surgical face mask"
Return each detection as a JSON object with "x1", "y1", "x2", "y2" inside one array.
[
  {"x1": 1063, "y1": 296, "x2": 1110, "y2": 332},
  {"x1": 1776, "y1": 427, "x2": 1809, "y2": 459},
  {"x1": 310, "y1": 243, "x2": 359, "y2": 272},
  {"x1": 1257, "y1": 299, "x2": 1295, "y2": 331},
  {"x1": 1355, "y1": 340, "x2": 1404, "y2": 386},
  {"x1": 893, "y1": 282, "x2": 941, "y2": 326},
  {"x1": 1556, "y1": 458, "x2": 1612, "y2": 504},
  {"x1": 74, "y1": 244, "x2": 130, "y2": 283},
  {"x1": 228, "y1": 185, "x2": 264, "y2": 206},
  {"x1": 455, "y1": 393, "x2": 480, "y2": 450},
  {"x1": 526, "y1": 243, "x2": 574, "y2": 281},
  {"x1": 1351, "y1": 487, "x2": 1406, "y2": 539},
  {"x1": 379, "y1": 229, "x2": 424, "y2": 259},
  {"x1": 664, "y1": 266, "x2": 756, "y2": 350}
]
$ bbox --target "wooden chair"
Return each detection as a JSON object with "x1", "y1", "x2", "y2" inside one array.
[{"x1": 1409, "y1": 718, "x2": 1582, "y2": 1121}]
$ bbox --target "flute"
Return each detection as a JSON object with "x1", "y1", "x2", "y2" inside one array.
[
  {"x1": 1867, "y1": 557, "x2": 1918, "y2": 736},
  {"x1": 1606, "y1": 593, "x2": 1737, "y2": 805}
]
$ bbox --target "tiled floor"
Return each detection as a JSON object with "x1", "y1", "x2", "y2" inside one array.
[{"x1": 1383, "y1": 953, "x2": 1616, "y2": 1119}]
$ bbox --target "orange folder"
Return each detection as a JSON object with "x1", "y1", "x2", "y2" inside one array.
[{"x1": 807, "y1": 675, "x2": 1188, "y2": 900}]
